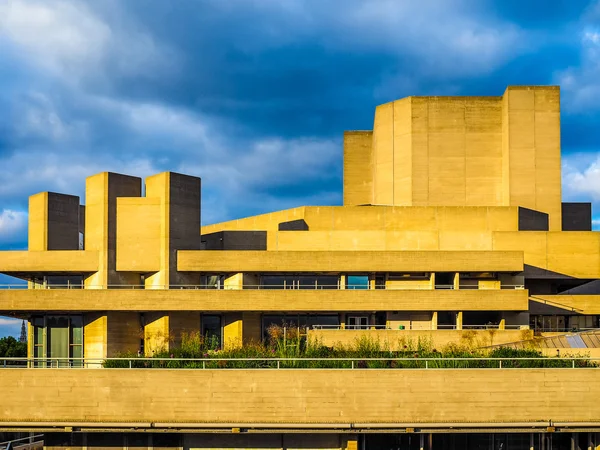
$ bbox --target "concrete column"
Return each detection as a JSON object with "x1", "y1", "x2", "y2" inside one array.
[
  {"x1": 242, "y1": 312, "x2": 262, "y2": 344},
  {"x1": 370, "y1": 313, "x2": 376, "y2": 330},
  {"x1": 571, "y1": 432, "x2": 580, "y2": 450},
  {"x1": 339, "y1": 274, "x2": 346, "y2": 289},
  {"x1": 339, "y1": 313, "x2": 346, "y2": 330},
  {"x1": 420, "y1": 434, "x2": 425, "y2": 450},
  {"x1": 431, "y1": 312, "x2": 438, "y2": 330},
  {"x1": 430, "y1": 273, "x2": 435, "y2": 289},
  {"x1": 531, "y1": 432, "x2": 535, "y2": 450},
  {"x1": 595, "y1": 432, "x2": 600, "y2": 450},
  {"x1": 453, "y1": 272, "x2": 460, "y2": 290},
  {"x1": 223, "y1": 313, "x2": 243, "y2": 349},
  {"x1": 29, "y1": 192, "x2": 81, "y2": 251},
  {"x1": 456, "y1": 311, "x2": 463, "y2": 330},
  {"x1": 342, "y1": 435, "x2": 358, "y2": 450},
  {"x1": 85, "y1": 172, "x2": 142, "y2": 288},
  {"x1": 224, "y1": 273, "x2": 243, "y2": 290},
  {"x1": 499, "y1": 318, "x2": 506, "y2": 330},
  {"x1": 144, "y1": 313, "x2": 169, "y2": 356},
  {"x1": 145, "y1": 172, "x2": 202, "y2": 289}
]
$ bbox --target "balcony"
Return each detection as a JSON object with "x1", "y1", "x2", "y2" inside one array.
[
  {"x1": 0, "y1": 287, "x2": 529, "y2": 313},
  {"x1": 177, "y1": 250, "x2": 524, "y2": 273},
  {"x1": 0, "y1": 366, "x2": 598, "y2": 432}
]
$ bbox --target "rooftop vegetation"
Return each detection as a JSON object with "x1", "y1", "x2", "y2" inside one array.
[{"x1": 103, "y1": 325, "x2": 596, "y2": 369}]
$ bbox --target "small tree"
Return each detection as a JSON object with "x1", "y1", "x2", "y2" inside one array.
[{"x1": 0, "y1": 336, "x2": 27, "y2": 358}]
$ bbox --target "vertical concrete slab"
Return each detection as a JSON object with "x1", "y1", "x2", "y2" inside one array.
[
  {"x1": 28, "y1": 192, "x2": 80, "y2": 251},
  {"x1": 84, "y1": 172, "x2": 142, "y2": 288},
  {"x1": 343, "y1": 131, "x2": 373, "y2": 206},
  {"x1": 145, "y1": 172, "x2": 202, "y2": 288}
]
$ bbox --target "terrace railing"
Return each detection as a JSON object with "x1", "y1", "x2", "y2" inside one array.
[
  {"x1": 1, "y1": 356, "x2": 598, "y2": 370},
  {"x1": 0, "y1": 284, "x2": 526, "y2": 290}
]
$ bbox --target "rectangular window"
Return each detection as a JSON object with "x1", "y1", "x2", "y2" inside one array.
[
  {"x1": 347, "y1": 275, "x2": 369, "y2": 290},
  {"x1": 32, "y1": 315, "x2": 84, "y2": 367},
  {"x1": 201, "y1": 315, "x2": 222, "y2": 349},
  {"x1": 347, "y1": 316, "x2": 369, "y2": 329}
]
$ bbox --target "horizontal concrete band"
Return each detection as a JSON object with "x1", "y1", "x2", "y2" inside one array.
[
  {"x1": 0, "y1": 369, "x2": 598, "y2": 425},
  {"x1": 178, "y1": 250, "x2": 524, "y2": 272},
  {"x1": 532, "y1": 295, "x2": 600, "y2": 315},
  {"x1": 0, "y1": 250, "x2": 99, "y2": 273},
  {"x1": 0, "y1": 289, "x2": 529, "y2": 312}
]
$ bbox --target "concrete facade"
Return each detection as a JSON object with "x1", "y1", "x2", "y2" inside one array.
[{"x1": 1, "y1": 85, "x2": 600, "y2": 448}]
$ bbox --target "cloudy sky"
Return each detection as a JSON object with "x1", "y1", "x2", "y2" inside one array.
[{"x1": 1, "y1": 0, "x2": 600, "y2": 336}]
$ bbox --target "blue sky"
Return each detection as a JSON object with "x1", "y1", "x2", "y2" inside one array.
[{"x1": 1, "y1": 0, "x2": 600, "y2": 337}]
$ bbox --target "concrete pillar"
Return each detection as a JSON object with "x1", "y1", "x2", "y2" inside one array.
[
  {"x1": 342, "y1": 435, "x2": 358, "y2": 450},
  {"x1": 339, "y1": 313, "x2": 346, "y2": 330},
  {"x1": 596, "y1": 432, "x2": 600, "y2": 450},
  {"x1": 431, "y1": 312, "x2": 438, "y2": 330},
  {"x1": 340, "y1": 274, "x2": 346, "y2": 290},
  {"x1": 223, "y1": 313, "x2": 243, "y2": 349},
  {"x1": 430, "y1": 273, "x2": 435, "y2": 289},
  {"x1": 499, "y1": 318, "x2": 506, "y2": 330},
  {"x1": 144, "y1": 312, "x2": 201, "y2": 354},
  {"x1": 571, "y1": 432, "x2": 580, "y2": 450},
  {"x1": 242, "y1": 312, "x2": 262, "y2": 344},
  {"x1": 370, "y1": 312, "x2": 376, "y2": 330},
  {"x1": 453, "y1": 272, "x2": 460, "y2": 290},
  {"x1": 224, "y1": 273, "x2": 243, "y2": 290},
  {"x1": 420, "y1": 434, "x2": 425, "y2": 450},
  {"x1": 144, "y1": 172, "x2": 202, "y2": 289},
  {"x1": 85, "y1": 172, "x2": 142, "y2": 288},
  {"x1": 456, "y1": 311, "x2": 463, "y2": 330},
  {"x1": 144, "y1": 313, "x2": 169, "y2": 356},
  {"x1": 29, "y1": 192, "x2": 81, "y2": 251},
  {"x1": 531, "y1": 432, "x2": 535, "y2": 450}
]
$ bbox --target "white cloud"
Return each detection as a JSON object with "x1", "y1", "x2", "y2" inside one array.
[
  {"x1": 0, "y1": 316, "x2": 23, "y2": 338},
  {"x1": 563, "y1": 153, "x2": 600, "y2": 202},
  {"x1": 0, "y1": 210, "x2": 27, "y2": 246},
  {"x1": 0, "y1": 317, "x2": 22, "y2": 327},
  {"x1": 0, "y1": 0, "x2": 174, "y2": 85}
]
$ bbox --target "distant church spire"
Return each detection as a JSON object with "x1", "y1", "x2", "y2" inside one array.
[{"x1": 19, "y1": 320, "x2": 27, "y2": 343}]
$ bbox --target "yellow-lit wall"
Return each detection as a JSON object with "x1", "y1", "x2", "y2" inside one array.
[
  {"x1": 309, "y1": 329, "x2": 532, "y2": 350},
  {"x1": 178, "y1": 250, "x2": 523, "y2": 273},
  {"x1": 1, "y1": 369, "x2": 598, "y2": 425},
  {"x1": 0, "y1": 289, "x2": 529, "y2": 313},
  {"x1": 116, "y1": 197, "x2": 161, "y2": 272},
  {"x1": 340, "y1": 87, "x2": 562, "y2": 229},
  {"x1": 343, "y1": 131, "x2": 373, "y2": 206}
]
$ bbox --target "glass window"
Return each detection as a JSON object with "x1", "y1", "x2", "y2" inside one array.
[
  {"x1": 347, "y1": 275, "x2": 369, "y2": 290},
  {"x1": 201, "y1": 315, "x2": 221, "y2": 349},
  {"x1": 31, "y1": 315, "x2": 84, "y2": 367},
  {"x1": 203, "y1": 275, "x2": 225, "y2": 289}
]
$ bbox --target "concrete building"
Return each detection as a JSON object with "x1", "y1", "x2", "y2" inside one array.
[{"x1": 1, "y1": 86, "x2": 600, "y2": 449}]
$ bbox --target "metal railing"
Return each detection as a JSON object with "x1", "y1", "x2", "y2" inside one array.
[
  {"x1": 0, "y1": 283, "x2": 526, "y2": 290},
  {"x1": 0, "y1": 435, "x2": 44, "y2": 450},
  {"x1": 1, "y1": 356, "x2": 598, "y2": 370},
  {"x1": 311, "y1": 324, "x2": 526, "y2": 330}
]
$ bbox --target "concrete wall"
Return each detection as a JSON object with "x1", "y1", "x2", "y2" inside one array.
[
  {"x1": 1, "y1": 369, "x2": 598, "y2": 426},
  {"x1": 84, "y1": 172, "x2": 142, "y2": 288},
  {"x1": 309, "y1": 329, "x2": 532, "y2": 350},
  {"x1": 532, "y1": 295, "x2": 600, "y2": 315},
  {"x1": 0, "y1": 289, "x2": 529, "y2": 313},
  {"x1": 28, "y1": 192, "x2": 81, "y2": 251},
  {"x1": 343, "y1": 131, "x2": 373, "y2": 206},
  {"x1": 178, "y1": 250, "x2": 523, "y2": 273}
]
